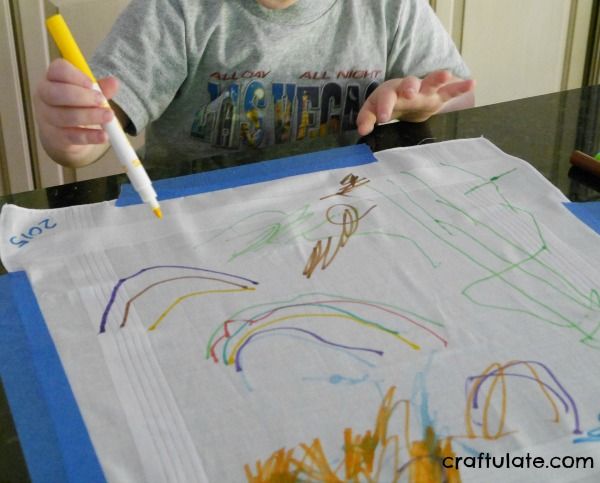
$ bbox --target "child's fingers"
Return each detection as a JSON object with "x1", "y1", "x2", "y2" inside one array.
[
  {"x1": 356, "y1": 103, "x2": 378, "y2": 136},
  {"x1": 46, "y1": 124, "x2": 108, "y2": 146},
  {"x1": 63, "y1": 126, "x2": 108, "y2": 145},
  {"x1": 438, "y1": 79, "x2": 476, "y2": 102},
  {"x1": 46, "y1": 58, "x2": 93, "y2": 88},
  {"x1": 357, "y1": 80, "x2": 402, "y2": 134},
  {"x1": 419, "y1": 70, "x2": 452, "y2": 95},
  {"x1": 97, "y1": 77, "x2": 120, "y2": 100},
  {"x1": 41, "y1": 104, "x2": 113, "y2": 128},
  {"x1": 357, "y1": 74, "x2": 473, "y2": 133},
  {"x1": 45, "y1": 59, "x2": 120, "y2": 105},
  {"x1": 374, "y1": 86, "x2": 399, "y2": 123},
  {"x1": 37, "y1": 80, "x2": 104, "y2": 108},
  {"x1": 396, "y1": 76, "x2": 420, "y2": 100}
]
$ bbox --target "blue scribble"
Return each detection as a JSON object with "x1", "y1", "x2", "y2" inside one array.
[{"x1": 574, "y1": 414, "x2": 600, "y2": 444}]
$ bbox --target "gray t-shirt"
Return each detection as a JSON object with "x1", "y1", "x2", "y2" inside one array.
[{"x1": 91, "y1": 0, "x2": 469, "y2": 165}]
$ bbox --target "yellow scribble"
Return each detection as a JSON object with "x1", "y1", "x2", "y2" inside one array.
[
  {"x1": 227, "y1": 313, "x2": 420, "y2": 365},
  {"x1": 148, "y1": 287, "x2": 255, "y2": 331}
]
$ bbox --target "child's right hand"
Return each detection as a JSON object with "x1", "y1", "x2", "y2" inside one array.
[{"x1": 34, "y1": 58, "x2": 119, "y2": 167}]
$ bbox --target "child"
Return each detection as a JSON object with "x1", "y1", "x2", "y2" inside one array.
[{"x1": 34, "y1": 0, "x2": 474, "y2": 168}]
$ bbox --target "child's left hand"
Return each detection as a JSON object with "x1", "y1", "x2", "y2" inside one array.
[{"x1": 356, "y1": 70, "x2": 475, "y2": 135}]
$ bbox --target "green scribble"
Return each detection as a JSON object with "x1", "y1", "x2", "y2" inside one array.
[
  {"x1": 367, "y1": 166, "x2": 600, "y2": 349},
  {"x1": 203, "y1": 205, "x2": 324, "y2": 261},
  {"x1": 206, "y1": 200, "x2": 439, "y2": 268}
]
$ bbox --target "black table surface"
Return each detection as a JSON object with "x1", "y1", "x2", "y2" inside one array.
[{"x1": 1, "y1": 85, "x2": 600, "y2": 481}]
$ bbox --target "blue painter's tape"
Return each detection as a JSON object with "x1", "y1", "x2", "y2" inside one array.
[
  {"x1": 116, "y1": 144, "x2": 377, "y2": 206},
  {"x1": 0, "y1": 272, "x2": 105, "y2": 482},
  {"x1": 0, "y1": 274, "x2": 66, "y2": 482},
  {"x1": 564, "y1": 201, "x2": 600, "y2": 234}
]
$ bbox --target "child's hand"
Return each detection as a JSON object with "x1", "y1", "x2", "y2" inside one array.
[
  {"x1": 34, "y1": 58, "x2": 119, "y2": 167},
  {"x1": 356, "y1": 70, "x2": 475, "y2": 136}
]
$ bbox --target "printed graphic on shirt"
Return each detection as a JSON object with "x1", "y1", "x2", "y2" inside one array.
[{"x1": 191, "y1": 69, "x2": 381, "y2": 149}]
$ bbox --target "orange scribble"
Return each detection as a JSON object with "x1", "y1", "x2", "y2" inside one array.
[
  {"x1": 465, "y1": 360, "x2": 569, "y2": 440},
  {"x1": 404, "y1": 427, "x2": 460, "y2": 483},
  {"x1": 244, "y1": 448, "x2": 300, "y2": 483},
  {"x1": 245, "y1": 387, "x2": 461, "y2": 483},
  {"x1": 247, "y1": 361, "x2": 579, "y2": 482}
]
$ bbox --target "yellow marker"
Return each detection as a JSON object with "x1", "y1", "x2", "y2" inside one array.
[{"x1": 46, "y1": 14, "x2": 162, "y2": 219}]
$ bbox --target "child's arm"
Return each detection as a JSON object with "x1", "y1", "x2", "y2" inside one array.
[
  {"x1": 356, "y1": 70, "x2": 475, "y2": 136},
  {"x1": 34, "y1": 58, "x2": 126, "y2": 168}
]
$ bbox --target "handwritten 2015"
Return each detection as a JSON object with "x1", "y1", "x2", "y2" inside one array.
[{"x1": 9, "y1": 218, "x2": 57, "y2": 248}]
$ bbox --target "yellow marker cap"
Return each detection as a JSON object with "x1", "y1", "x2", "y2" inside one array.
[{"x1": 46, "y1": 14, "x2": 97, "y2": 83}]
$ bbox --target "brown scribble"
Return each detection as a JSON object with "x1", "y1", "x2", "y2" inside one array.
[
  {"x1": 303, "y1": 204, "x2": 376, "y2": 278},
  {"x1": 320, "y1": 173, "x2": 370, "y2": 200}
]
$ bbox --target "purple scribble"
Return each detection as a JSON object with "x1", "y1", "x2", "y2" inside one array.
[
  {"x1": 99, "y1": 265, "x2": 258, "y2": 333},
  {"x1": 234, "y1": 326, "x2": 383, "y2": 372}
]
